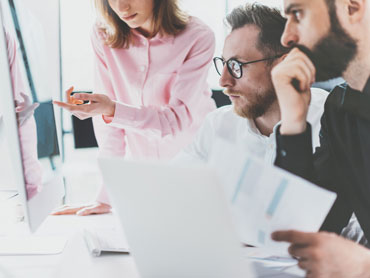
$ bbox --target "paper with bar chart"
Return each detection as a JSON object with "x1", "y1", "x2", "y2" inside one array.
[{"x1": 229, "y1": 155, "x2": 337, "y2": 255}]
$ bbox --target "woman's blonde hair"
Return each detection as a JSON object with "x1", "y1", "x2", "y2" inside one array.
[{"x1": 94, "y1": 0, "x2": 188, "y2": 48}]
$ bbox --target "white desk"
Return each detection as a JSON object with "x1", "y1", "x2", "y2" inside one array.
[{"x1": 0, "y1": 210, "x2": 304, "y2": 278}]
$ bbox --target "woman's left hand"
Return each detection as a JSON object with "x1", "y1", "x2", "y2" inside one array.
[{"x1": 53, "y1": 86, "x2": 116, "y2": 120}]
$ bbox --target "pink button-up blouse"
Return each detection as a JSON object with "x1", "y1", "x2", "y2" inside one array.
[{"x1": 91, "y1": 17, "x2": 216, "y2": 204}]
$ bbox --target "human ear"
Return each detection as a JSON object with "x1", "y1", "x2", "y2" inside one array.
[{"x1": 347, "y1": 0, "x2": 366, "y2": 23}]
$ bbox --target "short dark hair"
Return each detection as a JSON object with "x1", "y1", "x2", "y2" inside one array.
[{"x1": 226, "y1": 3, "x2": 289, "y2": 59}]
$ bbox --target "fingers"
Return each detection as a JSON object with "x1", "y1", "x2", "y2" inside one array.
[
  {"x1": 283, "y1": 49, "x2": 316, "y2": 91},
  {"x1": 72, "y1": 99, "x2": 84, "y2": 105},
  {"x1": 271, "y1": 230, "x2": 317, "y2": 245},
  {"x1": 288, "y1": 244, "x2": 314, "y2": 259},
  {"x1": 53, "y1": 101, "x2": 89, "y2": 113},
  {"x1": 53, "y1": 100, "x2": 76, "y2": 111},
  {"x1": 290, "y1": 64, "x2": 311, "y2": 92},
  {"x1": 20, "y1": 92, "x2": 32, "y2": 104},
  {"x1": 65, "y1": 86, "x2": 74, "y2": 103},
  {"x1": 72, "y1": 93, "x2": 97, "y2": 102},
  {"x1": 297, "y1": 258, "x2": 310, "y2": 271},
  {"x1": 51, "y1": 203, "x2": 111, "y2": 216},
  {"x1": 32, "y1": 103, "x2": 40, "y2": 110},
  {"x1": 76, "y1": 203, "x2": 112, "y2": 216},
  {"x1": 53, "y1": 102, "x2": 91, "y2": 120},
  {"x1": 51, "y1": 205, "x2": 84, "y2": 215},
  {"x1": 292, "y1": 47, "x2": 316, "y2": 83},
  {"x1": 64, "y1": 86, "x2": 85, "y2": 104}
]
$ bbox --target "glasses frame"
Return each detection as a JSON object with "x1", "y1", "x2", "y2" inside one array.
[{"x1": 213, "y1": 53, "x2": 285, "y2": 79}]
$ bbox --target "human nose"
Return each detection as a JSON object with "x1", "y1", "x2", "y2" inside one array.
[
  {"x1": 117, "y1": 0, "x2": 130, "y2": 12},
  {"x1": 219, "y1": 63, "x2": 235, "y2": 88},
  {"x1": 281, "y1": 20, "x2": 299, "y2": 47}
]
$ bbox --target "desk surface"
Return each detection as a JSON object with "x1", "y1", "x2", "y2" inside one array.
[{"x1": 0, "y1": 211, "x2": 304, "y2": 278}]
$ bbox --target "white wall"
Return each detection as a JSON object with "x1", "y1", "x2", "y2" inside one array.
[
  {"x1": 14, "y1": 0, "x2": 61, "y2": 103},
  {"x1": 179, "y1": 0, "x2": 226, "y2": 89},
  {"x1": 60, "y1": 0, "x2": 284, "y2": 92},
  {"x1": 60, "y1": 0, "x2": 96, "y2": 92},
  {"x1": 228, "y1": 0, "x2": 283, "y2": 11},
  {"x1": 60, "y1": 0, "x2": 96, "y2": 132}
]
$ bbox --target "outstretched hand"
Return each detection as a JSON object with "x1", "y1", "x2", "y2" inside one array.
[
  {"x1": 15, "y1": 92, "x2": 40, "y2": 126},
  {"x1": 53, "y1": 86, "x2": 116, "y2": 120}
]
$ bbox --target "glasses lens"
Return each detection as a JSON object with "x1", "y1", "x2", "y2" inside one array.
[
  {"x1": 228, "y1": 59, "x2": 241, "y2": 78},
  {"x1": 214, "y1": 58, "x2": 225, "y2": 76}
]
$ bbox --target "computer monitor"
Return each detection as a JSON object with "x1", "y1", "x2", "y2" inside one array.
[{"x1": 0, "y1": 0, "x2": 65, "y2": 233}]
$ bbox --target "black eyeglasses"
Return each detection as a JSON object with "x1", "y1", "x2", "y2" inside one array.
[{"x1": 213, "y1": 54, "x2": 285, "y2": 79}]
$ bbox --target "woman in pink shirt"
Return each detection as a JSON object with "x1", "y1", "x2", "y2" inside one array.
[{"x1": 53, "y1": 0, "x2": 216, "y2": 215}]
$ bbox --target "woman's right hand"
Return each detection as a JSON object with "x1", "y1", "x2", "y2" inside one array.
[
  {"x1": 51, "y1": 202, "x2": 112, "y2": 216},
  {"x1": 53, "y1": 86, "x2": 116, "y2": 120}
]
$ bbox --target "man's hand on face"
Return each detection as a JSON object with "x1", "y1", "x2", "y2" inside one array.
[
  {"x1": 272, "y1": 230, "x2": 370, "y2": 278},
  {"x1": 271, "y1": 48, "x2": 316, "y2": 135}
]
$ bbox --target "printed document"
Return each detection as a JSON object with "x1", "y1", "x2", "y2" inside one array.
[{"x1": 207, "y1": 139, "x2": 336, "y2": 256}]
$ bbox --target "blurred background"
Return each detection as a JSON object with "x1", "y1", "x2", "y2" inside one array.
[
  {"x1": 0, "y1": 0, "x2": 282, "y2": 204},
  {"x1": 60, "y1": 0, "x2": 284, "y2": 204}
]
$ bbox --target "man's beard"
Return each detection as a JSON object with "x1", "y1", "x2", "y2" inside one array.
[
  {"x1": 231, "y1": 89, "x2": 277, "y2": 119},
  {"x1": 295, "y1": 9, "x2": 357, "y2": 82}
]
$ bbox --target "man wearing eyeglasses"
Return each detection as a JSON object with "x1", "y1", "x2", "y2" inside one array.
[
  {"x1": 174, "y1": 3, "x2": 359, "y2": 246},
  {"x1": 176, "y1": 3, "x2": 328, "y2": 168}
]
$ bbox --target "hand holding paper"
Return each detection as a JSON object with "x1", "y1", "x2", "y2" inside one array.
[{"x1": 229, "y1": 155, "x2": 336, "y2": 255}]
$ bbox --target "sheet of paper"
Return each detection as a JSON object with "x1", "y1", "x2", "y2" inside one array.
[
  {"x1": 228, "y1": 155, "x2": 336, "y2": 255},
  {"x1": 205, "y1": 137, "x2": 336, "y2": 257}
]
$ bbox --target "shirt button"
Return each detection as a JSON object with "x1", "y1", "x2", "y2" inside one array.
[
  {"x1": 142, "y1": 40, "x2": 147, "y2": 46},
  {"x1": 140, "y1": 65, "x2": 146, "y2": 72},
  {"x1": 280, "y1": 150, "x2": 287, "y2": 157}
]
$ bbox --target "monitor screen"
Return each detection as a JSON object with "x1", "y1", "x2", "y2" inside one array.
[{"x1": 0, "y1": 0, "x2": 64, "y2": 232}]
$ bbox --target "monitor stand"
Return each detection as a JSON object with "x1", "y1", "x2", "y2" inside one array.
[{"x1": 0, "y1": 187, "x2": 67, "y2": 255}]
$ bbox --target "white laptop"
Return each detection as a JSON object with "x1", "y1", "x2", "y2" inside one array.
[{"x1": 98, "y1": 157, "x2": 256, "y2": 278}]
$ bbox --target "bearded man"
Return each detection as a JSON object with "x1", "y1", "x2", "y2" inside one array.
[
  {"x1": 271, "y1": 0, "x2": 370, "y2": 276},
  {"x1": 177, "y1": 4, "x2": 328, "y2": 170}
]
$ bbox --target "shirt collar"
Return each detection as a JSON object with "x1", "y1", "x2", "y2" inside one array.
[
  {"x1": 245, "y1": 118, "x2": 280, "y2": 139},
  {"x1": 131, "y1": 28, "x2": 175, "y2": 44},
  {"x1": 346, "y1": 76, "x2": 370, "y2": 94},
  {"x1": 155, "y1": 32, "x2": 175, "y2": 44}
]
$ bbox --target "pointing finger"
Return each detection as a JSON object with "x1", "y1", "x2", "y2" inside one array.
[{"x1": 271, "y1": 230, "x2": 317, "y2": 245}]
